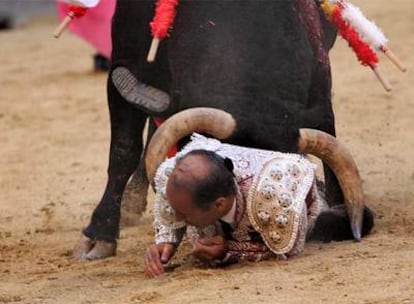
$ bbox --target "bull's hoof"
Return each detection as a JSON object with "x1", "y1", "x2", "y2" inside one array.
[
  {"x1": 73, "y1": 235, "x2": 117, "y2": 260},
  {"x1": 112, "y1": 66, "x2": 170, "y2": 114},
  {"x1": 85, "y1": 241, "x2": 117, "y2": 260},
  {"x1": 73, "y1": 234, "x2": 94, "y2": 260}
]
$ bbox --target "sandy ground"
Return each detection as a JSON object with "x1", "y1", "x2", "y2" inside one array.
[{"x1": 0, "y1": 1, "x2": 413, "y2": 303}]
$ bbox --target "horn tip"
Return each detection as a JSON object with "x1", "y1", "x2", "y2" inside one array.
[{"x1": 351, "y1": 222, "x2": 362, "y2": 242}]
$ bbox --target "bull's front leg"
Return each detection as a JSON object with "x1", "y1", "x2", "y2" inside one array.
[{"x1": 73, "y1": 74, "x2": 148, "y2": 260}]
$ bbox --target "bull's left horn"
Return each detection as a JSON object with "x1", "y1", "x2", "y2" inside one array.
[
  {"x1": 298, "y1": 129, "x2": 364, "y2": 241},
  {"x1": 145, "y1": 107, "x2": 236, "y2": 183}
]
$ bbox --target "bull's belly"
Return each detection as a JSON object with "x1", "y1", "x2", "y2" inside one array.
[{"x1": 167, "y1": 0, "x2": 316, "y2": 113}]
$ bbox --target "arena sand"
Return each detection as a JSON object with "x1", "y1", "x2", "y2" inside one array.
[{"x1": 0, "y1": 1, "x2": 413, "y2": 303}]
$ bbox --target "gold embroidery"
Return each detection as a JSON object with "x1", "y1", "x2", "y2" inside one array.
[{"x1": 247, "y1": 157, "x2": 314, "y2": 255}]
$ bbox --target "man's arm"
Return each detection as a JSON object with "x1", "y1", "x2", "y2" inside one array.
[
  {"x1": 221, "y1": 240, "x2": 276, "y2": 264},
  {"x1": 191, "y1": 237, "x2": 276, "y2": 265},
  {"x1": 145, "y1": 158, "x2": 187, "y2": 277}
]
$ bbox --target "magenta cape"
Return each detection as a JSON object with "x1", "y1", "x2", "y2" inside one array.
[{"x1": 57, "y1": 0, "x2": 115, "y2": 58}]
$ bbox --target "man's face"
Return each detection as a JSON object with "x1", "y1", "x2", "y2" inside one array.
[{"x1": 166, "y1": 179, "x2": 219, "y2": 228}]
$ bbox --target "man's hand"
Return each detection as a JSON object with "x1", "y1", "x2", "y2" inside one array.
[
  {"x1": 191, "y1": 236, "x2": 228, "y2": 262},
  {"x1": 144, "y1": 243, "x2": 176, "y2": 278}
]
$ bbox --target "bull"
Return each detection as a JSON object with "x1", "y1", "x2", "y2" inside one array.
[{"x1": 73, "y1": 0, "x2": 373, "y2": 260}]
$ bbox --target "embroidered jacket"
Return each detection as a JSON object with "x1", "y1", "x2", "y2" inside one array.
[{"x1": 153, "y1": 134, "x2": 326, "y2": 263}]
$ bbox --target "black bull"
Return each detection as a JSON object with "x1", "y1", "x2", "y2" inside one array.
[{"x1": 74, "y1": 0, "x2": 358, "y2": 259}]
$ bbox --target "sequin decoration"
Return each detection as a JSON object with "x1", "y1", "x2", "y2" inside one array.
[
  {"x1": 275, "y1": 213, "x2": 289, "y2": 228},
  {"x1": 260, "y1": 184, "x2": 277, "y2": 201},
  {"x1": 269, "y1": 168, "x2": 284, "y2": 181},
  {"x1": 257, "y1": 210, "x2": 270, "y2": 223},
  {"x1": 279, "y1": 193, "x2": 293, "y2": 209},
  {"x1": 269, "y1": 231, "x2": 282, "y2": 243}
]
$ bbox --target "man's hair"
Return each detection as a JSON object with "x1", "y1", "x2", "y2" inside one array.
[{"x1": 172, "y1": 149, "x2": 237, "y2": 210}]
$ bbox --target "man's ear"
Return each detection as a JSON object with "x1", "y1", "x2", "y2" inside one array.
[{"x1": 214, "y1": 197, "x2": 231, "y2": 213}]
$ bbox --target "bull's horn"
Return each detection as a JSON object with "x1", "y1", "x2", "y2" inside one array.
[
  {"x1": 298, "y1": 129, "x2": 364, "y2": 241},
  {"x1": 145, "y1": 107, "x2": 236, "y2": 182}
]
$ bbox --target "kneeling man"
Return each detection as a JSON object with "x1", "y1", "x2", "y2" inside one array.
[{"x1": 144, "y1": 134, "x2": 372, "y2": 277}]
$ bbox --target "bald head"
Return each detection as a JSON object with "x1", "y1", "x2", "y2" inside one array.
[
  {"x1": 173, "y1": 154, "x2": 212, "y2": 184},
  {"x1": 168, "y1": 150, "x2": 236, "y2": 210}
]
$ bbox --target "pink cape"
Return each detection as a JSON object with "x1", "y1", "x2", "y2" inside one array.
[{"x1": 56, "y1": 0, "x2": 115, "y2": 58}]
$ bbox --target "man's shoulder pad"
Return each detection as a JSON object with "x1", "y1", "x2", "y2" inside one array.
[{"x1": 246, "y1": 156, "x2": 314, "y2": 254}]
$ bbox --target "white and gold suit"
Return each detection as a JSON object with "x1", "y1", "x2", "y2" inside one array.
[{"x1": 153, "y1": 134, "x2": 327, "y2": 263}]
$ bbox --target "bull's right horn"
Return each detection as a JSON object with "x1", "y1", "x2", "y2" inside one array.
[
  {"x1": 145, "y1": 107, "x2": 237, "y2": 183},
  {"x1": 298, "y1": 129, "x2": 364, "y2": 241}
]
